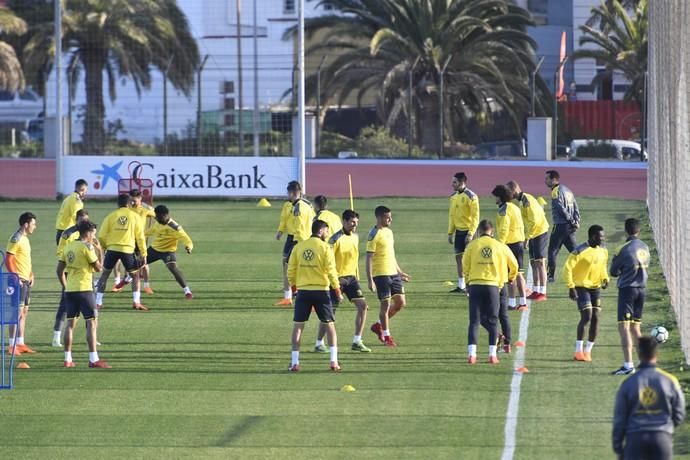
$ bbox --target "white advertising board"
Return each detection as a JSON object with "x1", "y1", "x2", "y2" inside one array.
[{"x1": 61, "y1": 156, "x2": 298, "y2": 197}]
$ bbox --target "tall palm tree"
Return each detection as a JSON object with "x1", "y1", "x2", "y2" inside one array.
[
  {"x1": 0, "y1": 7, "x2": 27, "y2": 92},
  {"x1": 16, "y1": 0, "x2": 199, "y2": 153},
  {"x1": 574, "y1": 0, "x2": 647, "y2": 108},
  {"x1": 288, "y1": 0, "x2": 548, "y2": 152}
]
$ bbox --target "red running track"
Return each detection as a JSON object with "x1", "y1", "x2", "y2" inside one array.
[
  {"x1": 306, "y1": 161, "x2": 647, "y2": 200},
  {"x1": 0, "y1": 159, "x2": 646, "y2": 200}
]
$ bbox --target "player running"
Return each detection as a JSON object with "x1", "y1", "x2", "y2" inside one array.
[
  {"x1": 143, "y1": 205, "x2": 194, "y2": 299},
  {"x1": 313, "y1": 195, "x2": 342, "y2": 235},
  {"x1": 5, "y1": 212, "x2": 37, "y2": 356},
  {"x1": 95, "y1": 194, "x2": 148, "y2": 311},
  {"x1": 491, "y1": 185, "x2": 527, "y2": 310},
  {"x1": 545, "y1": 170, "x2": 580, "y2": 282},
  {"x1": 57, "y1": 220, "x2": 110, "y2": 368},
  {"x1": 506, "y1": 180, "x2": 550, "y2": 301},
  {"x1": 54, "y1": 179, "x2": 87, "y2": 245},
  {"x1": 609, "y1": 218, "x2": 650, "y2": 375},
  {"x1": 447, "y1": 172, "x2": 479, "y2": 293},
  {"x1": 367, "y1": 205, "x2": 410, "y2": 348},
  {"x1": 287, "y1": 220, "x2": 342, "y2": 372},
  {"x1": 315, "y1": 210, "x2": 372, "y2": 353},
  {"x1": 563, "y1": 225, "x2": 609, "y2": 362},
  {"x1": 275, "y1": 181, "x2": 315, "y2": 306},
  {"x1": 463, "y1": 220, "x2": 518, "y2": 364}
]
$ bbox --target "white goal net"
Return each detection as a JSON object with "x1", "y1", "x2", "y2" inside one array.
[{"x1": 648, "y1": 0, "x2": 690, "y2": 363}]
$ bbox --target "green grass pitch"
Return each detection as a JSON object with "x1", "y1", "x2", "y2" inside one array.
[{"x1": 0, "y1": 197, "x2": 687, "y2": 459}]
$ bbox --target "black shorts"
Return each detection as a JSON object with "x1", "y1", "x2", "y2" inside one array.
[
  {"x1": 373, "y1": 274, "x2": 405, "y2": 301},
  {"x1": 507, "y1": 242, "x2": 525, "y2": 271},
  {"x1": 618, "y1": 286, "x2": 645, "y2": 322},
  {"x1": 65, "y1": 291, "x2": 97, "y2": 320},
  {"x1": 293, "y1": 290, "x2": 335, "y2": 323},
  {"x1": 339, "y1": 276, "x2": 365, "y2": 302},
  {"x1": 55, "y1": 229, "x2": 64, "y2": 246},
  {"x1": 528, "y1": 231, "x2": 548, "y2": 260},
  {"x1": 19, "y1": 279, "x2": 31, "y2": 307},
  {"x1": 147, "y1": 247, "x2": 177, "y2": 265},
  {"x1": 103, "y1": 250, "x2": 139, "y2": 272},
  {"x1": 282, "y1": 235, "x2": 297, "y2": 261},
  {"x1": 453, "y1": 230, "x2": 469, "y2": 254},
  {"x1": 575, "y1": 287, "x2": 601, "y2": 311}
]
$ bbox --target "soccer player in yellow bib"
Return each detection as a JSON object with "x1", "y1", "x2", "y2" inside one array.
[
  {"x1": 94, "y1": 194, "x2": 149, "y2": 311},
  {"x1": 57, "y1": 221, "x2": 111, "y2": 368},
  {"x1": 5, "y1": 212, "x2": 37, "y2": 356},
  {"x1": 563, "y1": 225, "x2": 609, "y2": 362},
  {"x1": 506, "y1": 180, "x2": 550, "y2": 301},
  {"x1": 313, "y1": 195, "x2": 342, "y2": 235},
  {"x1": 315, "y1": 210, "x2": 372, "y2": 353},
  {"x1": 144, "y1": 205, "x2": 194, "y2": 299},
  {"x1": 447, "y1": 172, "x2": 479, "y2": 293},
  {"x1": 287, "y1": 220, "x2": 342, "y2": 372},
  {"x1": 462, "y1": 220, "x2": 518, "y2": 364},
  {"x1": 491, "y1": 185, "x2": 528, "y2": 310},
  {"x1": 54, "y1": 179, "x2": 87, "y2": 245},
  {"x1": 112, "y1": 189, "x2": 157, "y2": 294},
  {"x1": 275, "y1": 181, "x2": 315, "y2": 306},
  {"x1": 366, "y1": 205, "x2": 410, "y2": 348},
  {"x1": 53, "y1": 209, "x2": 97, "y2": 347}
]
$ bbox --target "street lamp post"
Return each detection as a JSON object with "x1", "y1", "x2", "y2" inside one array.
[
  {"x1": 531, "y1": 56, "x2": 545, "y2": 117},
  {"x1": 438, "y1": 55, "x2": 453, "y2": 158},
  {"x1": 408, "y1": 56, "x2": 421, "y2": 158},
  {"x1": 196, "y1": 54, "x2": 209, "y2": 154},
  {"x1": 163, "y1": 55, "x2": 174, "y2": 155},
  {"x1": 316, "y1": 54, "x2": 328, "y2": 157}
]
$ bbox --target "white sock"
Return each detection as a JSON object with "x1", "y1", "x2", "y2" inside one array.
[
  {"x1": 89, "y1": 351, "x2": 99, "y2": 362},
  {"x1": 183, "y1": 286, "x2": 191, "y2": 294},
  {"x1": 330, "y1": 346, "x2": 338, "y2": 362},
  {"x1": 468, "y1": 344, "x2": 477, "y2": 356},
  {"x1": 540, "y1": 285, "x2": 547, "y2": 294},
  {"x1": 624, "y1": 361, "x2": 634, "y2": 369},
  {"x1": 124, "y1": 274, "x2": 132, "y2": 283},
  {"x1": 315, "y1": 339, "x2": 325, "y2": 347},
  {"x1": 64, "y1": 351, "x2": 72, "y2": 362},
  {"x1": 519, "y1": 296, "x2": 527, "y2": 305},
  {"x1": 353, "y1": 335, "x2": 362, "y2": 344},
  {"x1": 508, "y1": 298, "x2": 517, "y2": 308},
  {"x1": 143, "y1": 282, "x2": 150, "y2": 288},
  {"x1": 114, "y1": 276, "x2": 121, "y2": 284},
  {"x1": 458, "y1": 277, "x2": 466, "y2": 289},
  {"x1": 133, "y1": 291, "x2": 141, "y2": 303},
  {"x1": 575, "y1": 340, "x2": 584, "y2": 352},
  {"x1": 53, "y1": 330, "x2": 61, "y2": 340},
  {"x1": 17, "y1": 336, "x2": 25, "y2": 345},
  {"x1": 382, "y1": 329, "x2": 391, "y2": 337},
  {"x1": 283, "y1": 289, "x2": 292, "y2": 300},
  {"x1": 8, "y1": 338, "x2": 15, "y2": 346},
  {"x1": 585, "y1": 341, "x2": 595, "y2": 353},
  {"x1": 96, "y1": 292, "x2": 104, "y2": 304},
  {"x1": 291, "y1": 351, "x2": 299, "y2": 366},
  {"x1": 489, "y1": 345, "x2": 497, "y2": 357}
]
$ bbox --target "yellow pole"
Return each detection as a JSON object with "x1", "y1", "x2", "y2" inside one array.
[{"x1": 348, "y1": 174, "x2": 354, "y2": 210}]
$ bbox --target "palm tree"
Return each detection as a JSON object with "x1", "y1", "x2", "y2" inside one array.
[
  {"x1": 0, "y1": 7, "x2": 27, "y2": 92},
  {"x1": 15, "y1": 0, "x2": 199, "y2": 153},
  {"x1": 574, "y1": 0, "x2": 647, "y2": 108},
  {"x1": 287, "y1": 0, "x2": 549, "y2": 153}
]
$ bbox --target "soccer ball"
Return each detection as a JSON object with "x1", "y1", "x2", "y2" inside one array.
[{"x1": 650, "y1": 326, "x2": 669, "y2": 344}]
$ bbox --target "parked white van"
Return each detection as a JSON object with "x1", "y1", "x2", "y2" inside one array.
[
  {"x1": 0, "y1": 89, "x2": 43, "y2": 122},
  {"x1": 569, "y1": 139, "x2": 647, "y2": 161}
]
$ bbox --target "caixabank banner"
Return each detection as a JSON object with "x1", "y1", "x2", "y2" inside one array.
[{"x1": 61, "y1": 156, "x2": 298, "y2": 197}]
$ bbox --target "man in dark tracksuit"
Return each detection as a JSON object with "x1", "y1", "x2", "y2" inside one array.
[
  {"x1": 612, "y1": 337, "x2": 686, "y2": 460},
  {"x1": 545, "y1": 170, "x2": 580, "y2": 282}
]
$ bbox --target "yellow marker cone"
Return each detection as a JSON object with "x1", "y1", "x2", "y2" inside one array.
[
  {"x1": 16, "y1": 362, "x2": 30, "y2": 369},
  {"x1": 257, "y1": 198, "x2": 271, "y2": 208},
  {"x1": 537, "y1": 196, "x2": 547, "y2": 206},
  {"x1": 340, "y1": 384, "x2": 356, "y2": 393},
  {"x1": 444, "y1": 281, "x2": 455, "y2": 287}
]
